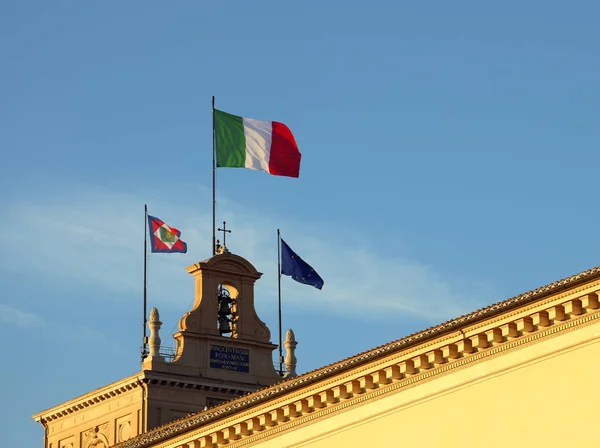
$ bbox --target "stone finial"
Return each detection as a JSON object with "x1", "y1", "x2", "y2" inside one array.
[
  {"x1": 147, "y1": 307, "x2": 164, "y2": 362},
  {"x1": 284, "y1": 328, "x2": 298, "y2": 378},
  {"x1": 150, "y1": 307, "x2": 160, "y2": 322},
  {"x1": 286, "y1": 328, "x2": 296, "y2": 342}
]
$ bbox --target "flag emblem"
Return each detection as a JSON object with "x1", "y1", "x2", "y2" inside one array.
[
  {"x1": 148, "y1": 215, "x2": 187, "y2": 253},
  {"x1": 159, "y1": 227, "x2": 177, "y2": 243}
]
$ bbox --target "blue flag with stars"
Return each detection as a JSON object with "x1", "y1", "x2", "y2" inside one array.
[{"x1": 280, "y1": 239, "x2": 324, "y2": 290}]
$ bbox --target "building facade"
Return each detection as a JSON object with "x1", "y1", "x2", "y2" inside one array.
[{"x1": 34, "y1": 254, "x2": 600, "y2": 447}]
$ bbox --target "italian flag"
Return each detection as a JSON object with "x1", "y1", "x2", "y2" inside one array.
[{"x1": 214, "y1": 109, "x2": 301, "y2": 178}]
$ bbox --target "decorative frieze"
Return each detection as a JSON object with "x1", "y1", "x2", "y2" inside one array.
[
  {"x1": 471, "y1": 333, "x2": 489, "y2": 350},
  {"x1": 547, "y1": 305, "x2": 567, "y2": 322},
  {"x1": 345, "y1": 379, "x2": 363, "y2": 396},
  {"x1": 581, "y1": 293, "x2": 599, "y2": 309},
  {"x1": 515, "y1": 316, "x2": 534, "y2": 333},
  {"x1": 283, "y1": 403, "x2": 300, "y2": 419},
  {"x1": 383, "y1": 364, "x2": 402, "y2": 381},
  {"x1": 532, "y1": 310, "x2": 550, "y2": 328},
  {"x1": 373, "y1": 369, "x2": 390, "y2": 385},
  {"x1": 456, "y1": 338, "x2": 473, "y2": 354},
  {"x1": 306, "y1": 394, "x2": 323, "y2": 410},
  {"x1": 564, "y1": 299, "x2": 583, "y2": 316},
  {"x1": 320, "y1": 389, "x2": 336, "y2": 405},
  {"x1": 400, "y1": 359, "x2": 415, "y2": 376},
  {"x1": 485, "y1": 328, "x2": 503, "y2": 345},
  {"x1": 232, "y1": 422, "x2": 250, "y2": 437},
  {"x1": 500, "y1": 322, "x2": 518, "y2": 339},
  {"x1": 258, "y1": 412, "x2": 273, "y2": 427},
  {"x1": 427, "y1": 349, "x2": 445, "y2": 366},
  {"x1": 414, "y1": 354, "x2": 431, "y2": 371}
]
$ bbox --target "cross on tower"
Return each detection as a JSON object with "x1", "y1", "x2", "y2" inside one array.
[{"x1": 217, "y1": 221, "x2": 232, "y2": 250}]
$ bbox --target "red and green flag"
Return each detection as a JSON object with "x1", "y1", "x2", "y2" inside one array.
[
  {"x1": 147, "y1": 215, "x2": 187, "y2": 253},
  {"x1": 214, "y1": 109, "x2": 301, "y2": 178}
]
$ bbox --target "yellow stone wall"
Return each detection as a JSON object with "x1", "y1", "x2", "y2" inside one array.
[
  {"x1": 250, "y1": 319, "x2": 600, "y2": 448},
  {"x1": 39, "y1": 376, "x2": 239, "y2": 447},
  {"x1": 45, "y1": 386, "x2": 142, "y2": 448},
  {"x1": 145, "y1": 383, "x2": 234, "y2": 431},
  {"x1": 120, "y1": 282, "x2": 600, "y2": 448}
]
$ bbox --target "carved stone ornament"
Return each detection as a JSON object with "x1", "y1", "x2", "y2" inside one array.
[
  {"x1": 118, "y1": 420, "x2": 133, "y2": 443},
  {"x1": 149, "y1": 307, "x2": 160, "y2": 322},
  {"x1": 83, "y1": 424, "x2": 109, "y2": 448}
]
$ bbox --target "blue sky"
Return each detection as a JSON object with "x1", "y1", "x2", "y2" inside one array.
[{"x1": 2, "y1": 1, "x2": 600, "y2": 445}]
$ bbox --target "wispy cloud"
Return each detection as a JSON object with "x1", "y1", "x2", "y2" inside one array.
[
  {"x1": 0, "y1": 183, "x2": 492, "y2": 323},
  {"x1": 0, "y1": 304, "x2": 113, "y2": 348},
  {"x1": 0, "y1": 304, "x2": 45, "y2": 328}
]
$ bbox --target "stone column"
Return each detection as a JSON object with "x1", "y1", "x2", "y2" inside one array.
[
  {"x1": 284, "y1": 329, "x2": 297, "y2": 378},
  {"x1": 148, "y1": 307, "x2": 164, "y2": 362}
]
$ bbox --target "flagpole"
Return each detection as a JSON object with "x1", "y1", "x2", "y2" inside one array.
[
  {"x1": 212, "y1": 95, "x2": 216, "y2": 256},
  {"x1": 277, "y1": 228, "x2": 283, "y2": 376},
  {"x1": 142, "y1": 204, "x2": 148, "y2": 362}
]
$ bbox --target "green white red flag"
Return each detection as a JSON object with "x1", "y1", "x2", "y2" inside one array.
[{"x1": 214, "y1": 109, "x2": 301, "y2": 178}]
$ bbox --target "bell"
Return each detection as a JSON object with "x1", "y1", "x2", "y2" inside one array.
[
  {"x1": 218, "y1": 316, "x2": 231, "y2": 335},
  {"x1": 217, "y1": 298, "x2": 231, "y2": 316}
]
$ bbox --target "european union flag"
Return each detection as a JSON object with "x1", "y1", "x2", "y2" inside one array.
[{"x1": 280, "y1": 239, "x2": 324, "y2": 290}]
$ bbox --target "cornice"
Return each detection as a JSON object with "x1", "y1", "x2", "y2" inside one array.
[
  {"x1": 187, "y1": 254, "x2": 262, "y2": 280},
  {"x1": 32, "y1": 373, "x2": 143, "y2": 424},
  {"x1": 115, "y1": 272, "x2": 600, "y2": 448},
  {"x1": 457, "y1": 277, "x2": 600, "y2": 335},
  {"x1": 170, "y1": 332, "x2": 278, "y2": 351},
  {"x1": 144, "y1": 371, "x2": 256, "y2": 396},
  {"x1": 31, "y1": 370, "x2": 258, "y2": 424}
]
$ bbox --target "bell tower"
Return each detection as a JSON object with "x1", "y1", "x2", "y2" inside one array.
[
  {"x1": 32, "y1": 252, "x2": 288, "y2": 446},
  {"x1": 145, "y1": 253, "x2": 279, "y2": 384},
  {"x1": 136, "y1": 252, "x2": 280, "y2": 429}
]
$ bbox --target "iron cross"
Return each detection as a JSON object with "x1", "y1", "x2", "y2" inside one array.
[{"x1": 217, "y1": 221, "x2": 232, "y2": 248}]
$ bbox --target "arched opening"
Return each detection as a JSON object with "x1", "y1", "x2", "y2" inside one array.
[{"x1": 217, "y1": 284, "x2": 238, "y2": 337}]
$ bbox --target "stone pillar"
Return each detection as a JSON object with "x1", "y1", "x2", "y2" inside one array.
[
  {"x1": 148, "y1": 307, "x2": 164, "y2": 362},
  {"x1": 284, "y1": 329, "x2": 298, "y2": 378}
]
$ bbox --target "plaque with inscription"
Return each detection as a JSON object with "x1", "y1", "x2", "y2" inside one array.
[{"x1": 209, "y1": 344, "x2": 250, "y2": 373}]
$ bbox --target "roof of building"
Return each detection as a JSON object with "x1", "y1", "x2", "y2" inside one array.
[{"x1": 116, "y1": 263, "x2": 600, "y2": 448}]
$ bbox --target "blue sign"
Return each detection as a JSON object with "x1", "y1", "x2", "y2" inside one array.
[{"x1": 209, "y1": 345, "x2": 250, "y2": 373}]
